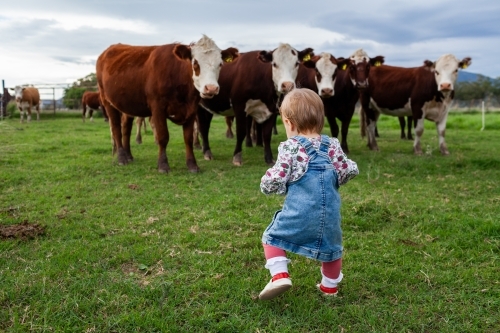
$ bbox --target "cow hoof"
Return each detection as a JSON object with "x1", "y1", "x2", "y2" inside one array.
[
  {"x1": 441, "y1": 150, "x2": 450, "y2": 156},
  {"x1": 414, "y1": 150, "x2": 423, "y2": 156},
  {"x1": 158, "y1": 168, "x2": 170, "y2": 174},
  {"x1": 233, "y1": 152, "x2": 242, "y2": 166},
  {"x1": 226, "y1": 133, "x2": 234, "y2": 139},
  {"x1": 136, "y1": 138, "x2": 142, "y2": 144},
  {"x1": 204, "y1": 151, "x2": 213, "y2": 161},
  {"x1": 265, "y1": 160, "x2": 275, "y2": 166},
  {"x1": 189, "y1": 167, "x2": 200, "y2": 173},
  {"x1": 194, "y1": 144, "x2": 202, "y2": 150}
]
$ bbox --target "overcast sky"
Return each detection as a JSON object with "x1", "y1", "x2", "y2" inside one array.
[{"x1": 2, "y1": 0, "x2": 499, "y2": 97}]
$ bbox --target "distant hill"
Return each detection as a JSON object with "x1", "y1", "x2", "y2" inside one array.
[{"x1": 458, "y1": 71, "x2": 494, "y2": 83}]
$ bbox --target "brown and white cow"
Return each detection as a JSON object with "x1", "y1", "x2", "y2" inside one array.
[
  {"x1": 82, "y1": 91, "x2": 108, "y2": 122},
  {"x1": 197, "y1": 43, "x2": 314, "y2": 166},
  {"x1": 96, "y1": 35, "x2": 239, "y2": 173},
  {"x1": 360, "y1": 54, "x2": 471, "y2": 155},
  {"x1": 11, "y1": 86, "x2": 40, "y2": 123},
  {"x1": 296, "y1": 49, "x2": 384, "y2": 153}
]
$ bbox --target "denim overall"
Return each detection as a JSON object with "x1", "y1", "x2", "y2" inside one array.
[{"x1": 262, "y1": 135, "x2": 343, "y2": 262}]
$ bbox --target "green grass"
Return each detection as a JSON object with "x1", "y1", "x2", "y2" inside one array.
[{"x1": 1, "y1": 110, "x2": 499, "y2": 332}]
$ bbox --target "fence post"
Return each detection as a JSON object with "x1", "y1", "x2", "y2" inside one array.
[{"x1": 1, "y1": 79, "x2": 4, "y2": 121}]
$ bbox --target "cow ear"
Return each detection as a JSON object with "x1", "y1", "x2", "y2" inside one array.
[
  {"x1": 298, "y1": 48, "x2": 314, "y2": 62},
  {"x1": 370, "y1": 56, "x2": 385, "y2": 67},
  {"x1": 303, "y1": 55, "x2": 320, "y2": 68},
  {"x1": 459, "y1": 57, "x2": 472, "y2": 70},
  {"x1": 335, "y1": 58, "x2": 351, "y2": 71},
  {"x1": 173, "y1": 44, "x2": 192, "y2": 61},
  {"x1": 423, "y1": 60, "x2": 435, "y2": 71},
  {"x1": 258, "y1": 50, "x2": 273, "y2": 63},
  {"x1": 221, "y1": 47, "x2": 239, "y2": 63}
]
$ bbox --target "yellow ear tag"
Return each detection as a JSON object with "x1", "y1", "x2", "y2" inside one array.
[
  {"x1": 224, "y1": 56, "x2": 233, "y2": 63},
  {"x1": 375, "y1": 61, "x2": 381, "y2": 67},
  {"x1": 341, "y1": 64, "x2": 347, "y2": 70},
  {"x1": 303, "y1": 54, "x2": 311, "y2": 62},
  {"x1": 461, "y1": 64, "x2": 468, "y2": 69}
]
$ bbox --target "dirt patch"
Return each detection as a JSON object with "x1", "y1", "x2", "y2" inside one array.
[{"x1": 0, "y1": 221, "x2": 45, "y2": 240}]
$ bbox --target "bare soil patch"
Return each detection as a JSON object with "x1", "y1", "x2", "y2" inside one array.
[{"x1": 0, "y1": 221, "x2": 45, "y2": 240}]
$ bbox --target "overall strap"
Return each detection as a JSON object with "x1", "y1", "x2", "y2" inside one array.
[
  {"x1": 319, "y1": 135, "x2": 331, "y2": 154},
  {"x1": 293, "y1": 135, "x2": 317, "y2": 158}
]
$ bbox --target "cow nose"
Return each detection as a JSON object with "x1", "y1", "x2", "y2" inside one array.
[
  {"x1": 281, "y1": 82, "x2": 294, "y2": 93},
  {"x1": 440, "y1": 83, "x2": 452, "y2": 91},
  {"x1": 357, "y1": 80, "x2": 368, "y2": 89},
  {"x1": 204, "y1": 84, "x2": 219, "y2": 95},
  {"x1": 321, "y1": 88, "x2": 333, "y2": 97}
]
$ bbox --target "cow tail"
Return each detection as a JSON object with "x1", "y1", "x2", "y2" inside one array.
[{"x1": 360, "y1": 107, "x2": 366, "y2": 138}]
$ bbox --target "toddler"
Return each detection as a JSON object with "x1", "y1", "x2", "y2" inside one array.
[{"x1": 259, "y1": 88, "x2": 359, "y2": 300}]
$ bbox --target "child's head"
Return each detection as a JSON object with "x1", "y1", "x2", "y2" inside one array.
[{"x1": 279, "y1": 88, "x2": 324, "y2": 134}]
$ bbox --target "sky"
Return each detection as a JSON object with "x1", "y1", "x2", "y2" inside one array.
[{"x1": 1, "y1": 0, "x2": 499, "y2": 99}]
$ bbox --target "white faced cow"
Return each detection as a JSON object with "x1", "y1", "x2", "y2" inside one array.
[
  {"x1": 11, "y1": 86, "x2": 41, "y2": 123},
  {"x1": 360, "y1": 54, "x2": 471, "y2": 155}
]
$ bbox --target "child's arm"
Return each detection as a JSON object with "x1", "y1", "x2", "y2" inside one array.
[
  {"x1": 260, "y1": 142, "x2": 293, "y2": 195},
  {"x1": 329, "y1": 138, "x2": 359, "y2": 185}
]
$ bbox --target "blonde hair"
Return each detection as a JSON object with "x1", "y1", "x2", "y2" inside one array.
[{"x1": 280, "y1": 88, "x2": 324, "y2": 133}]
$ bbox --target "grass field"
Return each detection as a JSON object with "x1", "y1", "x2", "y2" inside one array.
[{"x1": 1, "y1": 110, "x2": 499, "y2": 332}]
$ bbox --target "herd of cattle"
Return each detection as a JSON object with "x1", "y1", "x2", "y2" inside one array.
[{"x1": 4, "y1": 34, "x2": 472, "y2": 172}]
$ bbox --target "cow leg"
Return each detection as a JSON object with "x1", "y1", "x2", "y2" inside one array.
[
  {"x1": 262, "y1": 113, "x2": 277, "y2": 165},
  {"x1": 182, "y1": 114, "x2": 200, "y2": 173},
  {"x1": 232, "y1": 107, "x2": 247, "y2": 166},
  {"x1": 255, "y1": 121, "x2": 264, "y2": 147},
  {"x1": 437, "y1": 113, "x2": 450, "y2": 155},
  {"x1": 151, "y1": 110, "x2": 170, "y2": 173},
  {"x1": 340, "y1": 118, "x2": 351, "y2": 154},
  {"x1": 89, "y1": 108, "x2": 94, "y2": 122},
  {"x1": 18, "y1": 106, "x2": 24, "y2": 123},
  {"x1": 407, "y1": 116, "x2": 413, "y2": 140},
  {"x1": 197, "y1": 106, "x2": 214, "y2": 160},
  {"x1": 413, "y1": 118, "x2": 425, "y2": 155},
  {"x1": 245, "y1": 116, "x2": 253, "y2": 147},
  {"x1": 225, "y1": 116, "x2": 234, "y2": 139},
  {"x1": 398, "y1": 117, "x2": 406, "y2": 139},
  {"x1": 101, "y1": 100, "x2": 128, "y2": 164},
  {"x1": 135, "y1": 117, "x2": 143, "y2": 144},
  {"x1": 360, "y1": 102, "x2": 379, "y2": 151},
  {"x1": 101, "y1": 105, "x2": 109, "y2": 123},
  {"x1": 121, "y1": 115, "x2": 135, "y2": 162},
  {"x1": 82, "y1": 104, "x2": 87, "y2": 122},
  {"x1": 193, "y1": 117, "x2": 202, "y2": 150},
  {"x1": 36, "y1": 104, "x2": 40, "y2": 121},
  {"x1": 273, "y1": 121, "x2": 278, "y2": 135}
]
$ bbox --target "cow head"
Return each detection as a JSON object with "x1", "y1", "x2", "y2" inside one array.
[
  {"x1": 347, "y1": 49, "x2": 385, "y2": 89},
  {"x1": 173, "y1": 35, "x2": 239, "y2": 99},
  {"x1": 258, "y1": 44, "x2": 314, "y2": 94},
  {"x1": 424, "y1": 54, "x2": 472, "y2": 96},
  {"x1": 11, "y1": 86, "x2": 25, "y2": 103},
  {"x1": 303, "y1": 53, "x2": 352, "y2": 98}
]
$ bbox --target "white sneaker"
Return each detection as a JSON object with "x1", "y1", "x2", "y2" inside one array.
[{"x1": 259, "y1": 277, "x2": 292, "y2": 300}]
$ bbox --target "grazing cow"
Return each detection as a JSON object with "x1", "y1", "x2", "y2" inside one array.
[
  {"x1": 296, "y1": 49, "x2": 385, "y2": 153},
  {"x1": 82, "y1": 91, "x2": 108, "y2": 122},
  {"x1": 360, "y1": 54, "x2": 471, "y2": 155},
  {"x1": 197, "y1": 44, "x2": 314, "y2": 166},
  {"x1": 96, "y1": 35, "x2": 239, "y2": 173},
  {"x1": 10, "y1": 86, "x2": 40, "y2": 123}
]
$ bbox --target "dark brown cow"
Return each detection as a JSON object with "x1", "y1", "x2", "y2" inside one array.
[
  {"x1": 96, "y1": 35, "x2": 239, "y2": 173},
  {"x1": 360, "y1": 54, "x2": 472, "y2": 155},
  {"x1": 1, "y1": 88, "x2": 12, "y2": 117},
  {"x1": 296, "y1": 49, "x2": 384, "y2": 153},
  {"x1": 11, "y1": 86, "x2": 40, "y2": 123},
  {"x1": 197, "y1": 43, "x2": 314, "y2": 166},
  {"x1": 82, "y1": 91, "x2": 108, "y2": 122}
]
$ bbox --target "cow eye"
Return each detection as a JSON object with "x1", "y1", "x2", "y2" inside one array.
[
  {"x1": 272, "y1": 62, "x2": 278, "y2": 68},
  {"x1": 435, "y1": 71, "x2": 440, "y2": 75},
  {"x1": 454, "y1": 69, "x2": 458, "y2": 73}
]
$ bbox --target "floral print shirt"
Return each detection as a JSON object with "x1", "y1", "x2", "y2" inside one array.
[{"x1": 260, "y1": 136, "x2": 359, "y2": 195}]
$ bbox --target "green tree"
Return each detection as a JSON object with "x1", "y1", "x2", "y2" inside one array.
[{"x1": 63, "y1": 73, "x2": 97, "y2": 109}]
